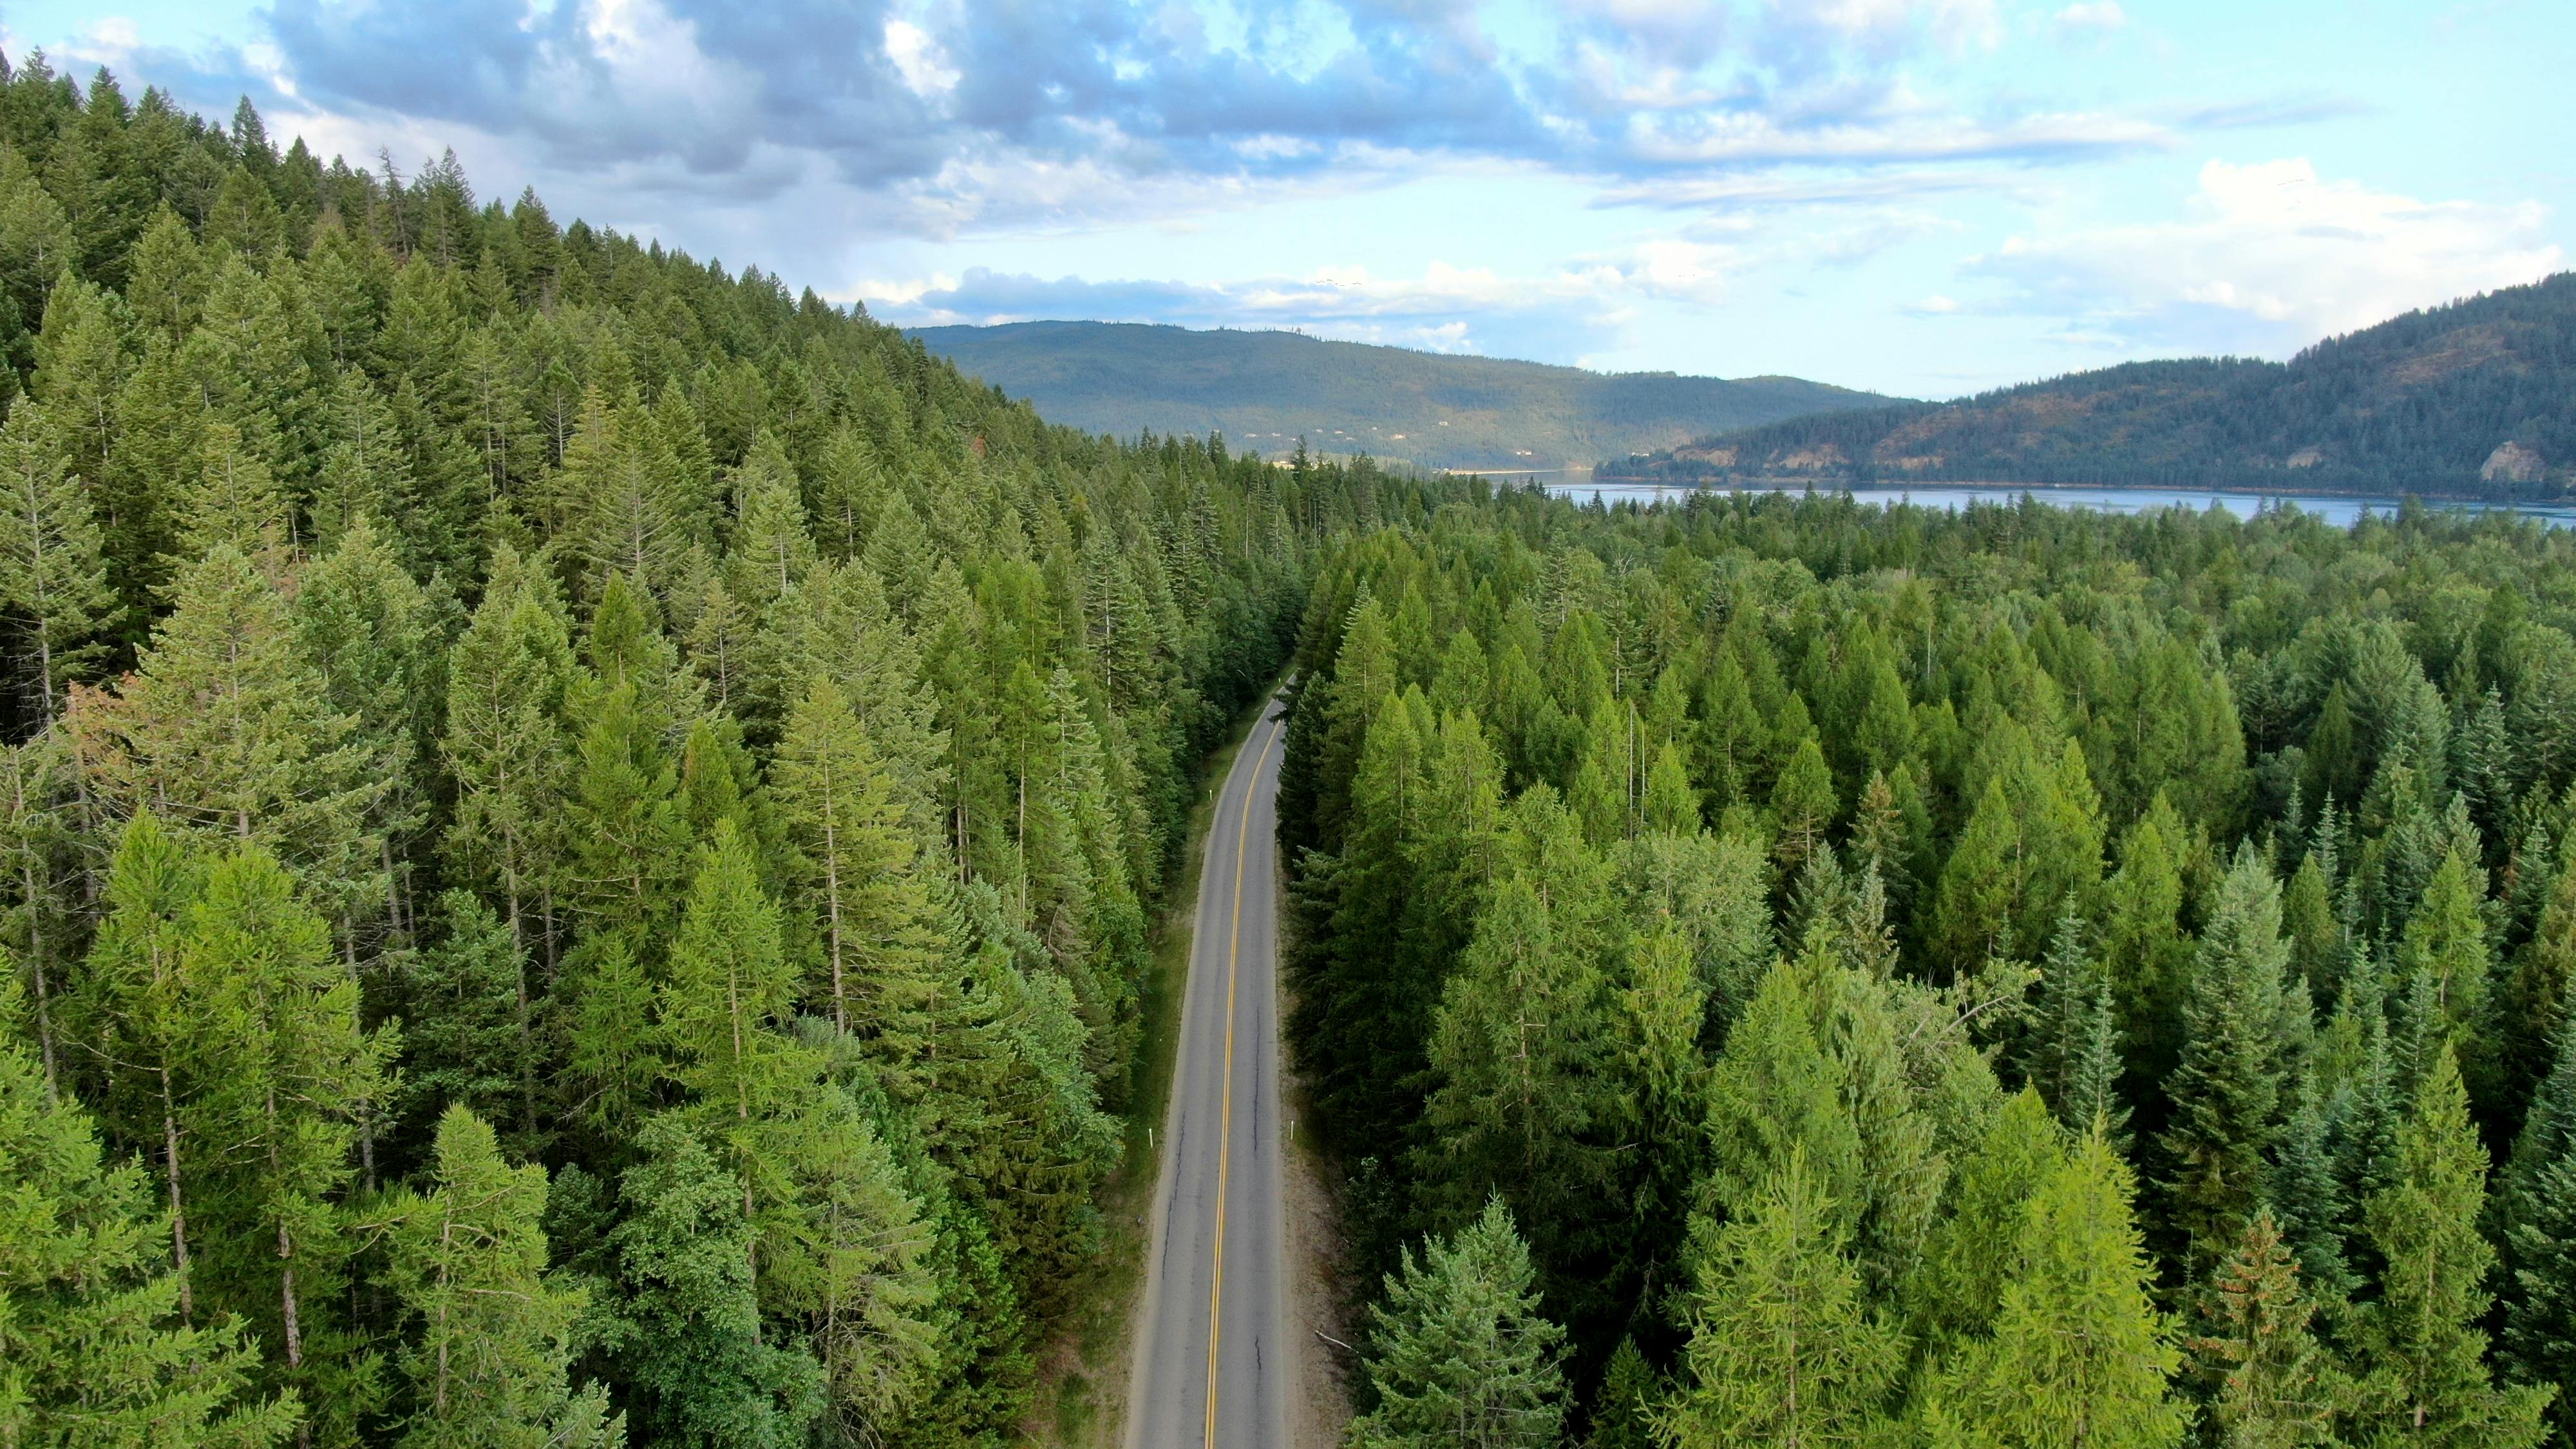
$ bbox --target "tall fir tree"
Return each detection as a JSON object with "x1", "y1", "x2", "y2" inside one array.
[
  {"x1": 0, "y1": 987, "x2": 298, "y2": 1447},
  {"x1": 2187, "y1": 1208, "x2": 2342, "y2": 1449},
  {"x1": 0, "y1": 397, "x2": 114, "y2": 723},
  {"x1": 384, "y1": 1105, "x2": 620, "y2": 1448},
  {"x1": 2347, "y1": 1047, "x2": 2553, "y2": 1448},
  {"x1": 2161, "y1": 847, "x2": 2297, "y2": 1271},
  {"x1": 1662, "y1": 1148, "x2": 1900, "y2": 1448},
  {"x1": 1939, "y1": 1131, "x2": 2188, "y2": 1449},
  {"x1": 1347, "y1": 1198, "x2": 1568, "y2": 1449}
]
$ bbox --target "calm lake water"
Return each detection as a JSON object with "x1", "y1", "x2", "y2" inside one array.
[{"x1": 1535, "y1": 480, "x2": 2576, "y2": 529}]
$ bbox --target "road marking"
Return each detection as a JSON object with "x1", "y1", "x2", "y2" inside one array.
[{"x1": 1206, "y1": 717, "x2": 1280, "y2": 1449}]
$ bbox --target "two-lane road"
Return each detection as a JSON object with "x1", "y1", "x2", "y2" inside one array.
[{"x1": 1128, "y1": 699, "x2": 1291, "y2": 1449}]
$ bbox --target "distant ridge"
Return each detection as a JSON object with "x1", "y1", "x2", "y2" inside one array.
[
  {"x1": 1605, "y1": 273, "x2": 2576, "y2": 500},
  {"x1": 905, "y1": 320, "x2": 1894, "y2": 471}
]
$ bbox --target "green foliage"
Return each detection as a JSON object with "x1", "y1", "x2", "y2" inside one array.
[
  {"x1": 0, "y1": 987, "x2": 297, "y2": 1446},
  {"x1": 2160, "y1": 847, "x2": 2298, "y2": 1270},
  {"x1": 591, "y1": 1117, "x2": 824, "y2": 1448},
  {"x1": 1937, "y1": 1132, "x2": 2187, "y2": 1449},
  {"x1": 2188, "y1": 1209, "x2": 2342, "y2": 1449},
  {"x1": 1283, "y1": 469, "x2": 2576, "y2": 1449},
  {"x1": 1662, "y1": 1148, "x2": 1900, "y2": 1448},
  {"x1": 0, "y1": 72, "x2": 1343, "y2": 1447},
  {"x1": 1347, "y1": 1198, "x2": 1568, "y2": 1449},
  {"x1": 385, "y1": 1106, "x2": 618, "y2": 1448},
  {"x1": 2347, "y1": 1048, "x2": 2553, "y2": 1448}
]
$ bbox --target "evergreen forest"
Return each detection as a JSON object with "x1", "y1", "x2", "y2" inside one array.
[
  {"x1": 1286, "y1": 488, "x2": 2576, "y2": 1446},
  {"x1": 0, "y1": 56, "x2": 1420, "y2": 1446},
  {"x1": 5, "y1": 46, "x2": 2576, "y2": 1449}
]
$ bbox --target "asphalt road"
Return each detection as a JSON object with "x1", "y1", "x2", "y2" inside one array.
[{"x1": 1127, "y1": 699, "x2": 1291, "y2": 1449}]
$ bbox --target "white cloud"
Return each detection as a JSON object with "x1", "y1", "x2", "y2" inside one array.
[
  {"x1": 882, "y1": 19, "x2": 958, "y2": 99},
  {"x1": 2052, "y1": 2, "x2": 2126, "y2": 39},
  {"x1": 857, "y1": 237, "x2": 1760, "y2": 362},
  {"x1": 1974, "y1": 158, "x2": 2564, "y2": 351}
]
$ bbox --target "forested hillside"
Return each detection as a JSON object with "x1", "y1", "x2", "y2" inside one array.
[
  {"x1": 0, "y1": 54, "x2": 1466, "y2": 1446},
  {"x1": 1285, "y1": 488, "x2": 2576, "y2": 1445},
  {"x1": 1605, "y1": 272, "x2": 2576, "y2": 499},
  {"x1": 908, "y1": 320, "x2": 1891, "y2": 473}
]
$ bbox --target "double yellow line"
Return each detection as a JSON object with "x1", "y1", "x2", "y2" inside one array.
[{"x1": 1205, "y1": 717, "x2": 1280, "y2": 1449}]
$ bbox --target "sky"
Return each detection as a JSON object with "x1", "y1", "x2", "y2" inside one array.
[{"x1": 5, "y1": 0, "x2": 2570, "y2": 399}]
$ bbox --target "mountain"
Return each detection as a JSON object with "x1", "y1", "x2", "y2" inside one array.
[
  {"x1": 1604, "y1": 272, "x2": 2576, "y2": 498},
  {"x1": 905, "y1": 319, "x2": 1894, "y2": 471}
]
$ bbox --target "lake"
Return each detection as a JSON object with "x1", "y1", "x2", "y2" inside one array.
[{"x1": 1533, "y1": 480, "x2": 2576, "y2": 529}]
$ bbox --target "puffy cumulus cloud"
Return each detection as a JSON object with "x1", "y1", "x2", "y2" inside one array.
[
  {"x1": 860, "y1": 240, "x2": 1752, "y2": 361},
  {"x1": 1971, "y1": 158, "x2": 2564, "y2": 353},
  {"x1": 111, "y1": 0, "x2": 2253, "y2": 241}
]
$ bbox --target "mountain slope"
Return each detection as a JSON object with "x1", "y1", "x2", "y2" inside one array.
[
  {"x1": 907, "y1": 320, "x2": 1893, "y2": 471},
  {"x1": 1605, "y1": 273, "x2": 2576, "y2": 498}
]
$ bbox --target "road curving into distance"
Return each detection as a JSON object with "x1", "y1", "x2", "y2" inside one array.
[{"x1": 1126, "y1": 696, "x2": 1292, "y2": 1449}]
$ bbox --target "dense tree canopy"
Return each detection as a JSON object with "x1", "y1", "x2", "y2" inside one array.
[{"x1": 1290, "y1": 480, "x2": 2575, "y2": 1444}]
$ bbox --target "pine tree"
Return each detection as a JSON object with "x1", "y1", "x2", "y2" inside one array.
[
  {"x1": 71, "y1": 544, "x2": 384, "y2": 902},
  {"x1": 765, "y1": 1063, "x2": 942, "y2": 1439},
  {"x1": 0, "y1": 987, "x2": 298, "y2": 1446},
  {"x1": 1642, "y1": 738, "x2": 1700, "y2": 836},
  {"x1": 180, "y1": 843, "x2": 396, "y2": 1435},
  {"x1": 1586, "y1": 1339, "x2": 1662, "y2": 1449},
  {"x1": 1420, "y1": 819, "x2": 1627, "y2": 1281},
  {"x1": 723, "y1": 433, "x2": 815, "y2": 614},
  {"x1": 656, "y1": 820, "x2": 818, "y2": 1263},
  {"x1": 1770, "y1": 733, "x2": 1838, "y2": 878},
  {"x1": 2025, "y1": 905, "x2": 2126, "y2": 1133},
  {"x1": 594, "y1": 1117, "x2": 824, "y2": 1448},
  {"x1": 2269, "y1": 1069, "x2": 2354, "y2": 1304},
  {"x1": 2161, "y1": 847, "x2": 2295, "y2": 1271},
  {"x1": 385, "y1": 1105, "x2": 620, "y2": 1448},
  {"x1": 1931, "y1": 730, "x2": 2105, "y2": 971},
  {"x1": 2104, "y1": 794, "x2": 2193, "y2": 1104},
  {"x1": 1913, "y1": 1090, "x2": 2071, "y2": 1348},
  {"x1": 443, "y1": 544, "x2": 573, "y2": 936},
  {"x1": 0, "y1": 398, "x2": 115, "y2": 723},
  {"x1": 1662, "y1": 1148, "x2": 1899, "y2": 1448},
  {"x1": 772, "y1": 676, "x2": 949, "y2": 1059},
  {"x1": 2499, "y1": 1023, "x2": 2576, "y2": 1441},
  {"x1": 2397, "y1": 848, "x2": 2494, "y2": 1098},
  {"x1": 558, "y1": 388, "x2": 694, "y2": 600},
  {"x1": 2347, "y1": 1046, "x2": 2553, "y2": 1448},
  {"x1": 1347, "y1": 1198, "x2": 1568, "y2": 1449},
  {"x1": 399, "y1": 891, "x2": 540, "y2": 1151},
  {"x1": 2503, "y1": 845, "x2": 2576, "y2": 1126},
  {"x1": 1942, "y1": 1132, "x2": 2188, "y2": 1449},
  {"x1": 171, "y1": 421, "x2": 291, "y2": 575},
  {"x1": 560, "y1": 677, "x2": 690, "y2": 940},
  {"x1": 2188, "y1": 1208, "x2": 2341, "y2": 1449}
]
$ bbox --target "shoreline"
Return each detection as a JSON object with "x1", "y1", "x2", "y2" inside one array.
[{"x1": 1544, "y1": 477, "x2": 2576, "y2": 509}]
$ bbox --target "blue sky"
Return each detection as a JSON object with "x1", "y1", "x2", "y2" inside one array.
[{"x1": 6, "y1": 0, "x2": 2568, "y2": 398}]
